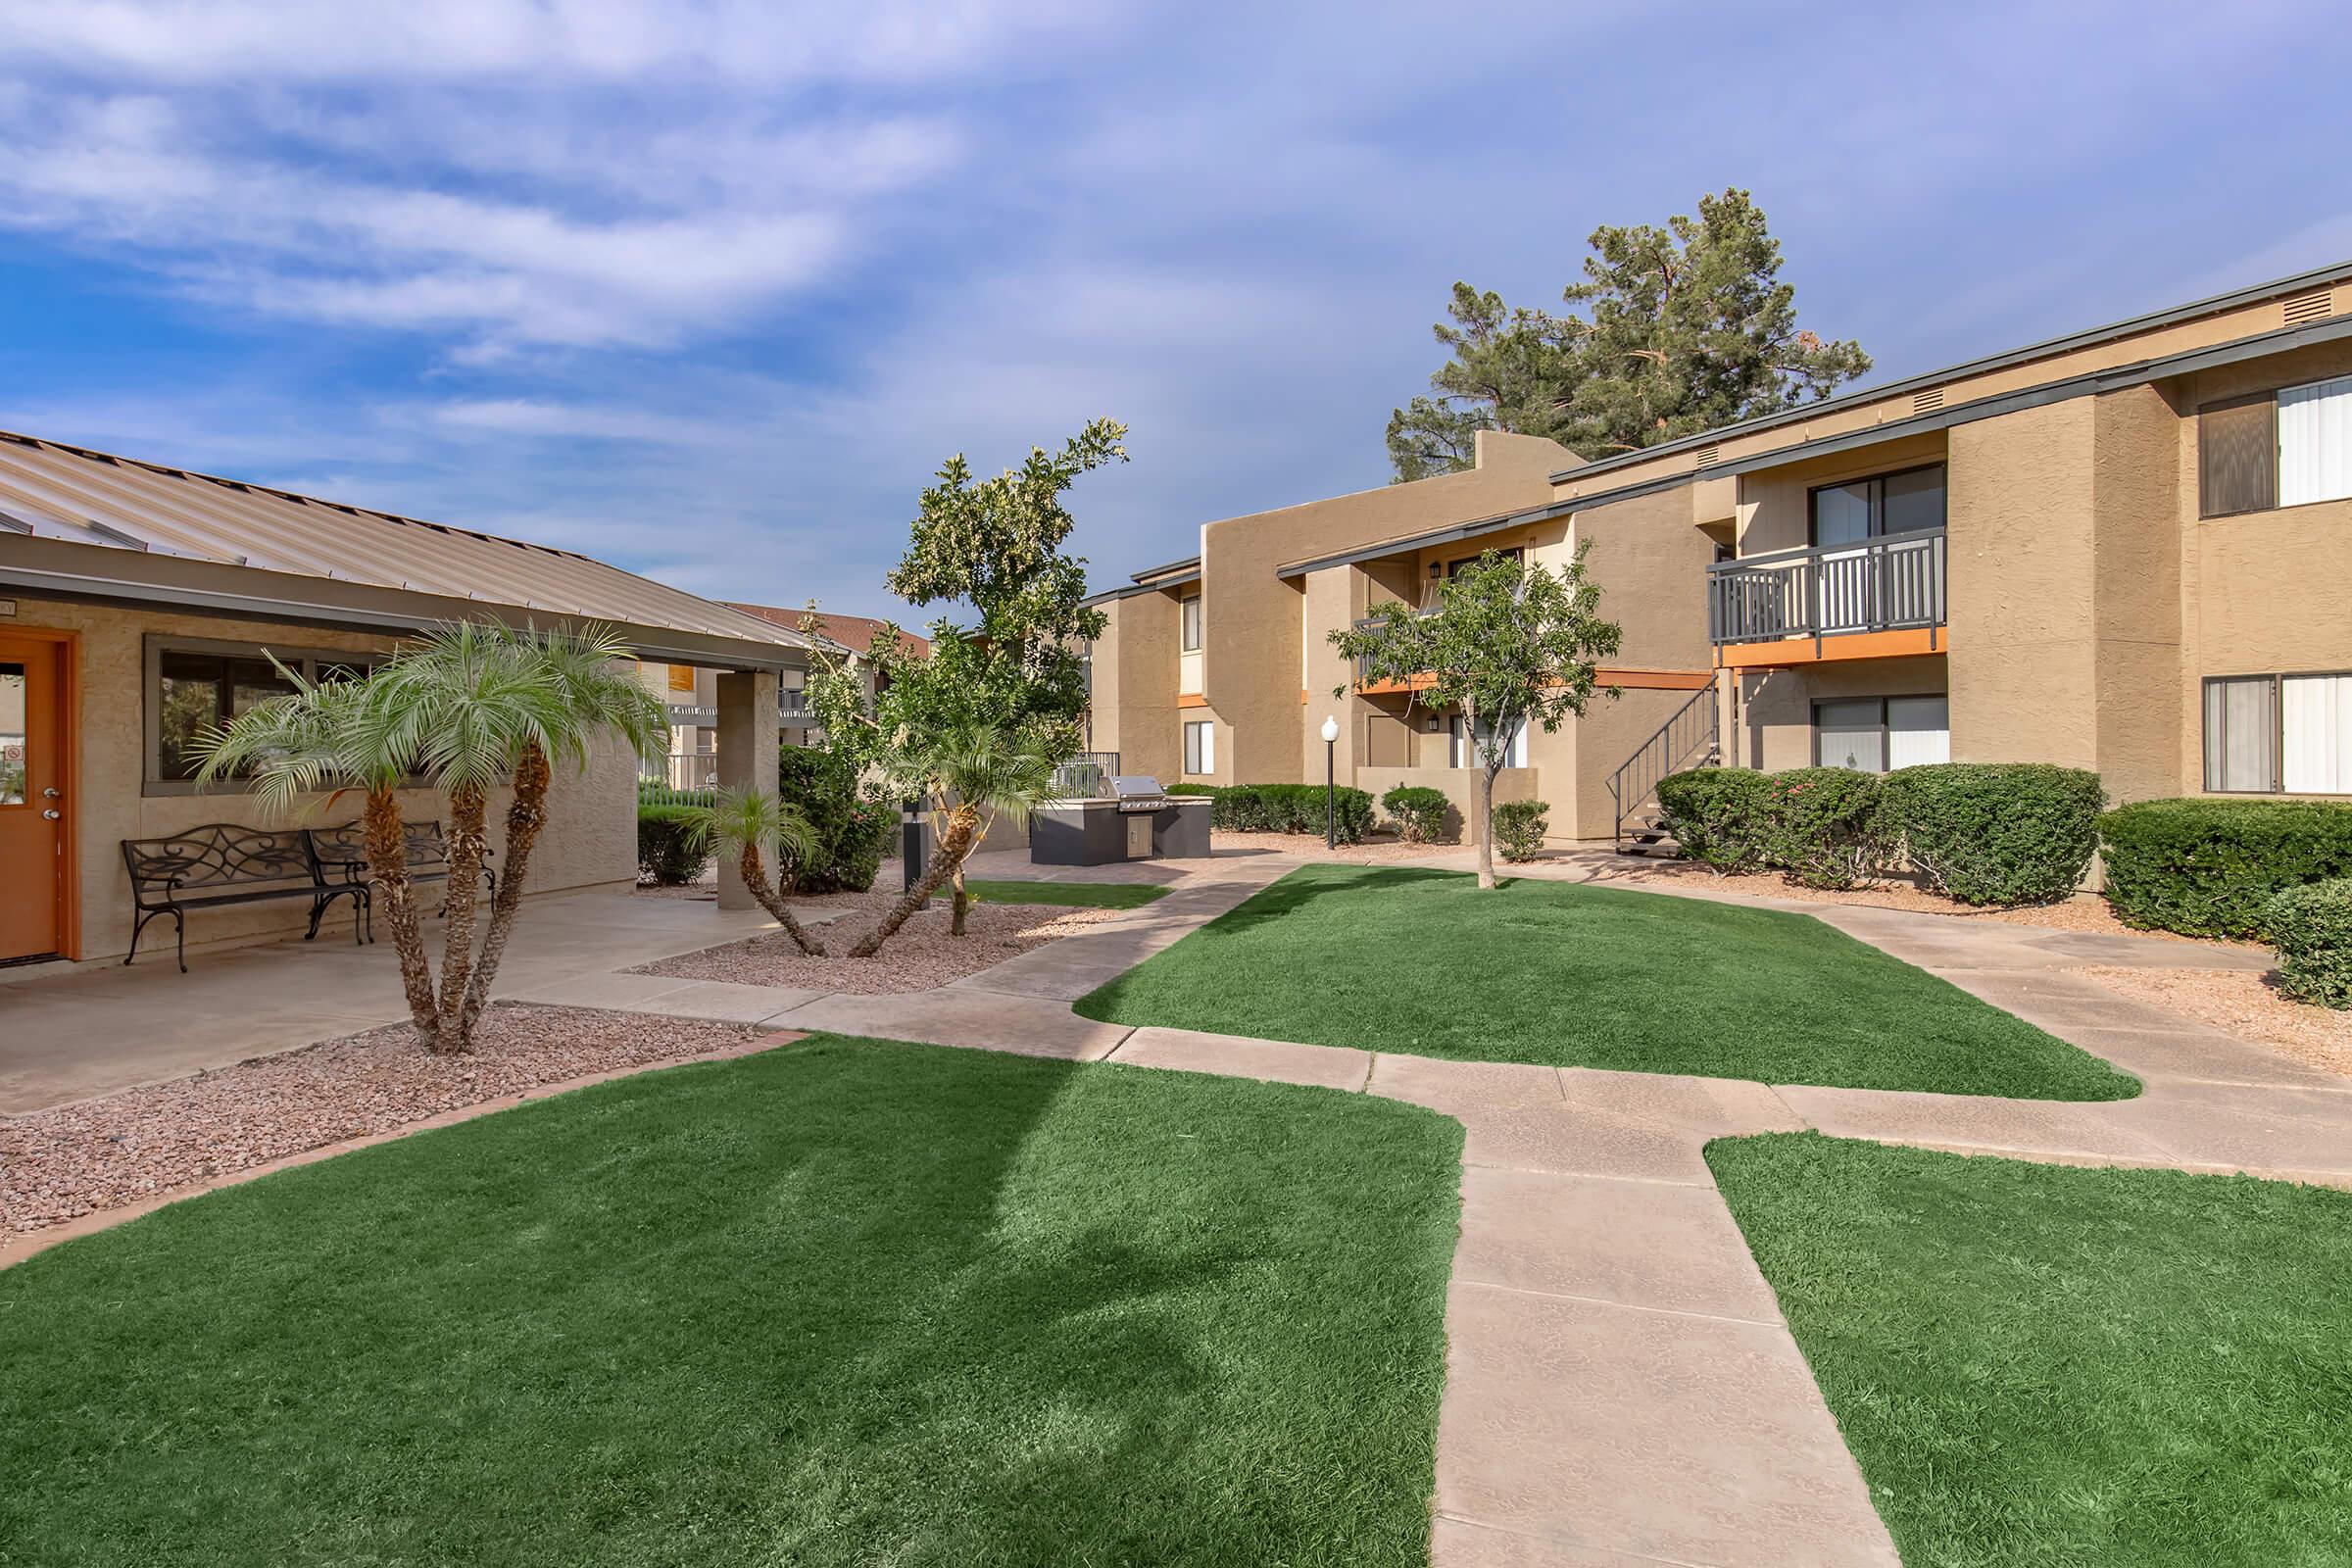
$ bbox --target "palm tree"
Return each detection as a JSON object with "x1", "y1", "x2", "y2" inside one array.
[
  {"x1": 685, "y1": 787, "x2": 828, "y2": 956},
  {"x1": 195, "y1": 622, "x2": 666, "y2": 1054},
  {"x1": 851, "y1": 720, "x2": 1058, "y2": 956}
]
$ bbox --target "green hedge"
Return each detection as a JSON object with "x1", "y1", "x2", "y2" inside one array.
[
  {"x1": 1880, "y1": 763, "x2": 2104, "y2": 906},
  {"x1": 1761, "y1": 767, "x2": 1893, "y2": 890},
  {"x1": 1654, "y1": 767, "x2": 1775, "y2": 874},
  {"x1": 1492, "y1": 799, "x2": 1548, "y2": 863},
  {"x1": 777, "y1": 745, "x2": 894, "y2": 895},
  {"x1": 1167, "y1": 783, "x2": 1220, "y2": 798},
  {"x1": 1381, "y1": 785, "x2": 1453, "y2": 844},
  {"x1": 2099, "y1": 798, "x2": 2352, "y2": 939},
  {"x1": 2269, "y1": 879, "x2": 2352, "y2": 1007},
  {"x1": 1205, "y1": 783, "x2": 1374, "y2": 844},
  {"x1": 636, "y1": 804, "x2": 709, "y2": 886}
]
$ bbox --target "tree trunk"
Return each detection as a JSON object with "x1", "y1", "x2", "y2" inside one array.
[
  {"x1": 362, "y1": 787, "x2": 440, "y2": 1047},
  {"x1": 951, "y1": 864, "x2": 968, "y2": 936},
  {"x1": 460, "y1": 741, "x2": 549, "y2": 1035},
  {"x1": 851, "y1": 803, "x2": 978, "y2": 957},
  {"x1": 432, "y1": 780, "x2": 489, "y2": 1054},
  {"x1": 738, "y1": 843, "x2": 827, "y2": 956},
  {"x1": 1474, "y1": 761, "x2": 1498, "y2": 890}
]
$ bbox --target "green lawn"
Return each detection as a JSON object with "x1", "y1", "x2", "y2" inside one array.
[
  {"x1": 1074, "y1": 865, "x2": 2135, "y2": 1100},
  {"x1": 965, "y1": 878, "x2": 1168, "y2": 910},
  {"x1": 1, "y1": 1036, "x2": 1461, "y2": 1567},
  {"x1": 1710, "y1": 1134, "x2": 2352, "y2": 1566}
]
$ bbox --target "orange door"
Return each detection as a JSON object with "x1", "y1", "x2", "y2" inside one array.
[{"x1": 0, "y1": 634, "x2": 67, "y2": 962}]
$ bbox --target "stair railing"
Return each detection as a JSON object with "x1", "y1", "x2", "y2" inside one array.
[{"x1": 1605, "y1": 683, "x2": 1721, "y2": 849}]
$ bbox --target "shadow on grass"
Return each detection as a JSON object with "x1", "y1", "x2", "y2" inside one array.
[{"x1": 0, "y1": 1034, "x2": 1454, "y2": 1566}]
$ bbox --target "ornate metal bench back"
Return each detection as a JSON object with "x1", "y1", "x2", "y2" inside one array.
[
  {"x1": 309, "y1": 820, "x2": 453, "y2": 876},
  {"x1": 121, "y1": 823, "x2": 317, "y2": 892}
]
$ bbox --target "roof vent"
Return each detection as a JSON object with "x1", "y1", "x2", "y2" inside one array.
[
  {"x1": 1911, "y1": 387, "x2": 1946, "y2": 416},
  {"x1": 1692, "y1": 444, "x2": 1720, "y2": 468},
  {"x1": 0, "y1": 510, "x2": 32, "y2": 534},
  {"x1": 83, "y1": 519, "x2": 151, "y2": 551},
  {"x1": 2284, "y1": 288, "x2": 2335, "y2": 326}
]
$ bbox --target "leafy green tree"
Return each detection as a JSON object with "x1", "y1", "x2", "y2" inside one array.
[
  {"x1": 195, "y1": 623, "x2": 665, "y2": 1054},
  {"x1": 1329, "y1": 548, "x2": 1622, "y2": 888},
  {"x1": 849, "y1": 719, "x2": 1060, "y2": 954},
  {"x1": 1385, "y1": 188, "x2": 1870, "y2": 476},
  {"x1": 808, "y1": 418, "x2": 1126, "y2": 950}
]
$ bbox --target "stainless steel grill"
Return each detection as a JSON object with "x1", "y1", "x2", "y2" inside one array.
[{"x1": 1110, "y1": 775, "x2": 1172, "y2": 813}]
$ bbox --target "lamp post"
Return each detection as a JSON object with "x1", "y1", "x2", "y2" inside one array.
[{"x1": 1319, "y1": 714, "x2": 1340, "y2": 850}]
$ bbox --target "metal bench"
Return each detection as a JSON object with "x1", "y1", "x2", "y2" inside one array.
[
  {"x1": 120, "y1": 823, "x2": 368, "y2": 972},
  {"x1": 307, "y1": 820, "x2": 497, "y2": 946}
]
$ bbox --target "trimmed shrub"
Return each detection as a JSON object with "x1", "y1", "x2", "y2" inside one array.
[
  {"x1": 1492, "y1": 799, "x2": 1549, "y2": 863},
  {"x1": 777, "y1": 744, "x2": 895, "y2": 894},
  {"x1": 2099, "y1": 798, "x2": 2352, "y2": 939},
  {"x1": 1654, "y1": 767, "x2": 1774, "y2": 874},
  {"x1": 1382, "y1": 784, "x2": 1454, "y2": 844},
  {"x1": 1881, "y1": 763, "x2": 2104, "y2": 906},
  {"x1": 1762, "y1": 767, "x2": 1892, "y2": 890},
  {"x1": 1208, "y1": 783, "x2": 1374, "y2": 844},
  {"x1": 1167, "y1": 783, "x2": 1221, "y2": 798},
  {"x1": 2269, "y1": 879, "x2": 2352, "y2": 1007},
  {"x1": 636, "y1": 804, "x2": 708, "y2": 886}
]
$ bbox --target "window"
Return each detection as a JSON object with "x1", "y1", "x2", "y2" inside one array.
[
  {"x1": 2199, "y1": 375, "x2": 2352, "y2": 516},
  {"x1": 1180, "y1": 594, "x2": 1201, "y2": 652},
  {"x1": 1183, "y1": 718, "x2": 1214, "y2": 775},
  {"x1": 0, "y1": 662, "x2": 24, "y2": 805},
  {"x1": 1812, "y1": 695, "x2": 1948, "y2": 773},
  {"x1": 2204, "y1": 673, "x2": 2352, "y2": 794},
  {"x1": 1447, "y1": 713, "x2": 1527, "y2": 768},
  {"x1": 1807, "y1": 464, "x2": 1946, "y2": 546},
  {"x1": 2278, "y1": 375, "x2": 2352, "y2": 508},
  {"x1": 146, "y1": 637, "x2": 383, "y2": 789}
]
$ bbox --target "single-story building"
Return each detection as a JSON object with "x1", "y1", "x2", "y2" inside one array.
[{"x1": 0, "y1": 428, "x2": 817, "y2": 969}]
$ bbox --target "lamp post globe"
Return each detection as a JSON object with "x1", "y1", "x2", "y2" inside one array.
[{"x1": 1319, "y1": 715, "x2": 1340, "y2": 849}]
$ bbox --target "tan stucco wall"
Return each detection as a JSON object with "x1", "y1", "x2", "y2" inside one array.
[
  {"x1": 2173, "y1": 338, "x2": 2352, "y2": 800},
  {"x1": 2088, "y1": 382, "x2": 2185, "y2": 803},
  {"x1": 1733, "y1": 432, "x2": 1948, "y2": 557},
  {"x1": 7, "y1": 596, "x2": 637, "y2": 962},
  {"x1": 1200, "y1": 430, "x2": 1572, "y2": 786},
  {"x1": 1735, "y1": 657, "x2": 1951, "y2": 771},
  {"x1": 1095, "y1": 589, "x2": 1184, "y2": 783},
  {"x1": 1356, "y1": 764, "x2": 1538, "y2": 844}
]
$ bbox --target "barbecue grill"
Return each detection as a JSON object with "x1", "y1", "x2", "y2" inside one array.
[{"x1": 1110, "y1": 775, "x2": 1173, "y2": 813}]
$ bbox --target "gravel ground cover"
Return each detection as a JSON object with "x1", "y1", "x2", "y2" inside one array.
[
  {"x1": 634, "y1": 897, "x2": 1121, "y2": 994},
  {"x1": 1580, "y1": 857, "x2": 2258, "y2": 946},
  {"x1": 2, "y1": 1004, "x2": 764, "y2": 1237},
  {"x1": 2067, "y1": 964, "x2": 2352, "y2": 1077},
  {"x1": 1206, "y1": 831, "x2": 1446, "y2": 863}
]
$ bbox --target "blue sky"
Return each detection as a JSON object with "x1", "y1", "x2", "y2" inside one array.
[{"x1": 1, "y1": 1, "x2": 2346, "y2": 622}]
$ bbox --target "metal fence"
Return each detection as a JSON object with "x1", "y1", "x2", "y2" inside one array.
[
  {"x1": 1049, "y1": 751, "x2": 1120, "y2": 798},
  {"x1": 639, "y1": 752, "x2": 718, "y2": 808}
]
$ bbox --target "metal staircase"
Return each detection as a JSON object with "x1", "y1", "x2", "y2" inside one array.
[{"x1": 1605, "y1": 683, "x2": 1721, "y2": 855}]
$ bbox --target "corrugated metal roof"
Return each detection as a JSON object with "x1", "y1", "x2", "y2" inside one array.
[{"x1": 0, "y1": 428, "x2": 810, "y2": 650}]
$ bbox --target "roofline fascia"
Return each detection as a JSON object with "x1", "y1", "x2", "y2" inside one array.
[
  {"x1": 1277, "y1": 311, "x2": 2352, "y2": 579},
  {"x1": 1544, "y1": 257, "x2": 2352, "y2": 484}
]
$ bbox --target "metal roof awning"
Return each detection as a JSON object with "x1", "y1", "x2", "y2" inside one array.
[{"x1": 0, "y1": 429, "x2": 815, "y2": 670}]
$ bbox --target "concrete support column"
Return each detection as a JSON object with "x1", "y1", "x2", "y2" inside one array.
[{"x1": 714, "y1": 668, "x2": 779, "y2": 910}]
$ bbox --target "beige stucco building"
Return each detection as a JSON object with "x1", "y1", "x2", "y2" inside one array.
[
  {"x1": 1085, "y1": 262, "x2": 2352, "y2": 843},
  {"x1": 0, "y1": 432, "x2": 816, "y2": 969}
]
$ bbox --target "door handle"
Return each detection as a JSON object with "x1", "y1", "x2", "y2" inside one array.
[
  {"x1": 42, "y1": 808, "x2": 61, "y2": 819},
  {"x1": 41, "y1": 787, "x2": 60, "y2": 799}
]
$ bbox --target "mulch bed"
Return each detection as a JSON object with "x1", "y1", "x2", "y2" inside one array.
[
  {"x1": 2067, "y1": 965, "x2": 2351, "y2": 1079},
  {"x1": 632, "y1": 896, "x2": 1120, "y2": 995},
  {"x1": 2, "y1": 1004, "x2": 765, "y2": 1237}
]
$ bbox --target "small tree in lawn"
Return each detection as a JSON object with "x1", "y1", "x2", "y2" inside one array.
[
  {"x1": 808, "y1": 418, "x2": 1125, "y2": 951},
  {"x1": 1329, "y1": 548, "x2": 1623, "y2": 888},
  {"x1": 685, "y1": 786, "x2": 828, "y2": 956},
  {"x1": 195, "y1": 622, "x2": 666, "y2": 1054}
]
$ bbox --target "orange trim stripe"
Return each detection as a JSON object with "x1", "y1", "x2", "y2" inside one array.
[
  {"x1": 1176, "y1": 692, "x2": 1208, "y2": 709},
  {"x1": 1356, "y1": 667, "x2": 1713, "y2": 696},
  {"x1": 1715, "y1": 627, "x2": 1948, "y2": 669}
]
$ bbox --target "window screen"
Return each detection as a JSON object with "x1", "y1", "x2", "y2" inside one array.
[
  {"x1": 1180, "y1": 595, "x2": 1201, "y2": 652},
  {"x1": 1183, "y1": 719, "x2": 1213, "y2": 775},
  {"x1": 2198, "y1": 394, "x2": 2278, "y2": 517},
  {"x1": 1813, "y1": 698, "x2": 1886, "y2": 773}
]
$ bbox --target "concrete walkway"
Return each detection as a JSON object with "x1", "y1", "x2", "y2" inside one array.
[{"x1": 13, "y1": 847, "x2": 2352, "y2": 1566}]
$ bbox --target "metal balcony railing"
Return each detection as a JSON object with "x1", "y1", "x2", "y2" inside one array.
[
  {"x1": 1049, "y1": 751, "x2": 1120, "y2": 798},
  {"x1": 1707, "y1": 526, "x2": 1946, "y2": 653}
]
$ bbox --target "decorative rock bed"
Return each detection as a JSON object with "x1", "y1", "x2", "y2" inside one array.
[{"x1": 633, "y1": 896, "x2": 1120, "y2": 996}]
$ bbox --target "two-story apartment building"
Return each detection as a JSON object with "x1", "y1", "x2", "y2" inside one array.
[{"x1": 1084, "y1": 261, "x2": 2352, "y2": 844}]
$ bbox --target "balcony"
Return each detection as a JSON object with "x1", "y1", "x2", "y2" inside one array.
[{"x1": 1707, "y1": 526, "x2": 1947, "y2": 667}]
